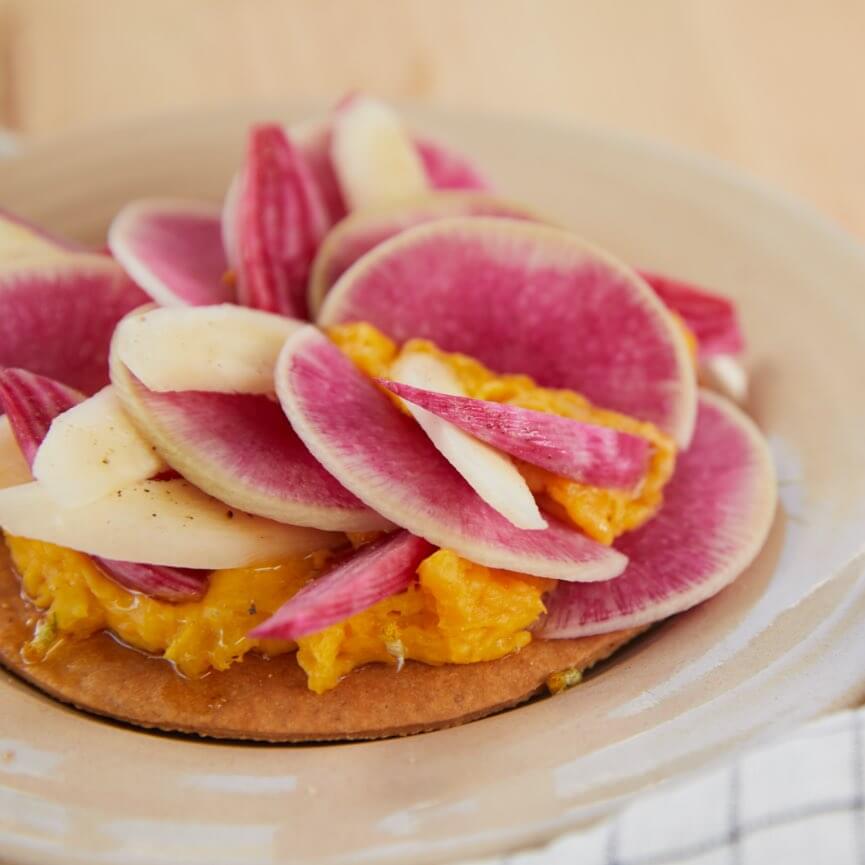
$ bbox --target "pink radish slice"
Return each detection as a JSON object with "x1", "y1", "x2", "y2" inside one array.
[
  {"x1": 108, "y1": 199, "x2": 232, "y2": 307},
  {"x1": 0, "y1": 256, "x2": 148, "y2": 394},
  {"x1": 295, "y1": 121, "x2": 349, "y2": 225},
  {"x1": 110, "y1": 359, "x2": 389, "y2": 533},
  {"x1": 0, "y1": 369, "x2": 82, "y2": 464},
  {"x1": 92, "y1": 558, "x2": 207, "y2": 603},
  {"x1": 276, "y1": 327, "x2": 627, "y2": 582},
  {"x1": 0, "y1": 367, "x2": 208, "y2": 600},
  {"x1": 539, "y1": 391, "x2": 776, "y2": 637},
  {"x1": 378, "y1": 379, "x2": 651, "y2": 489},
  {"x1": 318, "y1": 218, "x2": 697, "y2": 447},
  {"x1": 250, "y1": 530, "x2": 433, "y2": 640},
  {"x1": 308, "y1": 192, "x2": 540, "y2": 314},
  {"x1": 415, "y1": 138, "x2": 491, "y2": 191},
  {"x1": 640, "y1": 271, "x2": 745, "y2": 358},
  {"x1": 233, "y1": 124, "x2": 330, "y2": 319}
]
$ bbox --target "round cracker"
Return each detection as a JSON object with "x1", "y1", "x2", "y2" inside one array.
[{"x1": 0, "y1": 549, "x2": 640, "y2": 741}]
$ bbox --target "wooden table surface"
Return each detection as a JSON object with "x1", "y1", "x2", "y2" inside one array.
[{"x1": 0, "y1": 0, "x2": 863, "y2": 238}]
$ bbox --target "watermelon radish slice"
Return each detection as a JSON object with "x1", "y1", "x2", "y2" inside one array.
[
  {"x1": 113, "y1": 305, "x2": 302, "y2": 395},
  {"x1": 378, "y1": 378, "x2": 651, "y2": 489},
  {"x1": 308, "y1": 191, "x2": 540, "y2": 314},
  {"x1": 330, "y1": 96, "x2": 429, "y2": 212},
  {"x1": 250, "y1": 530, "x2": 434, "y2": 641},
  {"x1": 701, "y1": 355, "x2": 748, "y2": 404},
  {"x1": 0, "y1": 368, "x2": 81, "y2": 464},
  {"x1": 276, "y1": 327, "x2": 627, "y2": 582},
  {"x1": 0, "y1": 417, "x2": 32, "y2": 490},
  {"x1": 108, "y1": 198, "x2": 231, "y2": 307},
  {"x1": 389, "y1": 351, "x2": 547, "y2": 531},
  {"x1": 0, "y1": 206, "x2": 84, "y2": 261},
  {"x1": 0, "y1": 256, "x2": 148, "y2": 394},
  {"x1": 33, "y1": 386, "x2": 168, "y2": 507},
  {"x1": 319, "y1": 218, "x2": 698, "y2": 447},
  {"x1": 0, "y1": 369, "x2": 207, "y2": 599},
  {"x1": 415, "y1": 138, "x2": 491, "y2": 191},
  {"x1": 228, "y1": 124, "x2": 330, "y2": 319},
  {"x1": 293, "y1": 108, "x2": 493, "y2": 225},
  {"x1": 92, "y1": 558, "x2": 207, "y2": 603},
  {"x1": 640, "y1": 271, "x2": 745, "y2": 358},
  {"x1": 539, "y1": 391, "x2": 776, "y2": 637},
  {"x1": 0, "y1": 478, "x2": 340, "y2": 570},
  {"x1": 110, "y1": 356, "x2": 388, "y2": 533}
]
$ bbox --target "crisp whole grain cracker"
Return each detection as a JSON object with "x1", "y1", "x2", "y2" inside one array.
[{"x1": 0, "y1": 547, "x2": 641, "y2": 742}]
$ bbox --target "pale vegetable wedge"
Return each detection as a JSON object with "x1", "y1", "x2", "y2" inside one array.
[
  {"x1": 0, "y1": 479, "x2": 341, "y2": 569},
  {"x1": 113, "y1": 305, "x2": 303, "y2": 395},
  {"x1": 0, "y1": 417, "x2": 31, "y2": 490},
  {"x1": 390, "y1": 351, "x2": 547, "y2": 531},
  {"x1": 331, "y1": 97, "x2": 429, "y2": 211},
  {"x1": 33, "y1": 386, "x2": 167, "y2": 507}
]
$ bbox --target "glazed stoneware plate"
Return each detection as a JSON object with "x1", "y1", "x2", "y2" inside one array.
[{"x1": 2, "y1": 107, "x2": 865, "y2": 865}]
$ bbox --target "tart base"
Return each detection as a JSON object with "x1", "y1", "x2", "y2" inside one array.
[{"x1": 0, "y1": 546, "x2": 642, "y2": 741}]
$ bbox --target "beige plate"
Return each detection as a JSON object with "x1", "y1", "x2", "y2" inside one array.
[{"x1": 1, "y1": 107, "x2": 865, "y2": 865}]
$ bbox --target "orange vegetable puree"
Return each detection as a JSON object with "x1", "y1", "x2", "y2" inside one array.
[
  {"x1": 6, "y1": 322, "x2": 675, "y2": 693},
  {"x1": 329, "y1": 322, "x2": 677, "y2": 545}
]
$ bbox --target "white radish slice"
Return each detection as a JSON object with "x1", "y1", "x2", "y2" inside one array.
[
  {"x1": 113, "y1": 305, "x2": 302, "y2": 395},
  {"x1": 0, "y1": 417, "x2": 32, "y2": 490},
  {"x1": 390, "y1": 352, "x2": 547, "y2": 531},
  {"x1": 276, "y1": 327, "x2": 626, "y2": 582},
  {"x1": 700, "y1": 355, "x2": 749, "y2": 404},
  {"x1": 0, "y1": 479, "x2": 341, "y2": 570},
  {"x1": 331, "y1": 96, "x2": 429, "y2": 211},
  {"x1": 108, "y1": 198, "x2": 232, "y2": 307},
  {"x1": 33, "y1": 386, "x2": 167, "y2": 507},
  {"x1": 539, "y1": 391, "x2": 776, "y2": 637}
]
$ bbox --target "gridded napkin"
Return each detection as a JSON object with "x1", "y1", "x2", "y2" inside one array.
[{"x1": 465, "y1": 709, "x2": 865, "y2": 865}]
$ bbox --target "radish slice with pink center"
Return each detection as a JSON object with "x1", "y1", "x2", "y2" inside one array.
[
  {"x1": 33, "y1": 386, "x2": 168, "y2": 507},
  {"x1": 108, "y1": 198, "x2": 232, "y2": 307},
  {"x1": 318, "y1": 218, "x2": 698, "y2": 448},
  {"x1": 378, "y1": 378, "x2": 651, "y2": 489},
  {"x1": 307, "y1": 191, "x2": 541, "y2": 315},
  {"x1": 110, "y1": 356, "x2": 388, "y2": 532},
  {"x1": 0, "y1": 369, "x2": 208, "y2": 599},
  {"x1": 539, "y1": 391, "x2": 776, "y2": 637},
  {"x1": 250, "y1": 531, "x2": 433, "y2": 640},
  {"x1": 331, "y1": 96, "x2": 429, "y2": 212},
  {"x1": 0, "y1": 256, "x2": 148, "y2": 393},
  {"x1": 0, "y1": 479, "x2": 340, "y2": 570},
  {"x1": 91, "y1": 559, "x2": 207, "y2": 603},
  {"x1": 389, "y1": 351, "x2": 546, "y2": 531},
  {"x1": 640, "y1": 271, "x2": 745, "y2": 358},
  {"x1": 0, "y1": 369, "x2": 82, "y2": 464},
  {"x1": 276, "y1": 327, "x2": 626, "y2": 581},
  {"x1": 0, "y1": 206, "x2": 84, "y2": 261},
  {"x1": 113, "y1": 304, "x2": 302, "y2": 395},
  {"x1": 230, "y1": 124, "x2": 330, "y2": 318},
  {"x1": 414, "y1": 138, "x2": 491, "y2": 191}
]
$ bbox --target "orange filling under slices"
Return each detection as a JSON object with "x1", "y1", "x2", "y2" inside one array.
[{"x1": 7, "y1": 323, "x2": 676, "y2": 693}]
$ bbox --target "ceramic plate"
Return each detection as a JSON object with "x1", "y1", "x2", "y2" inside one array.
[{"x1": 1, "y1": 107, "x2": 865, "y2": 865}]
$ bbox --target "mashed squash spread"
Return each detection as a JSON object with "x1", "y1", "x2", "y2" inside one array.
[
  {"x1": 329, "y1": 323, "x2": 677, "y2": 544},
  {"x1": 8, "y1": 322, "x2": 676, "y2": 693},
  {"x1": 7, "y1": 536, "x2": 548, "y2": 693}
]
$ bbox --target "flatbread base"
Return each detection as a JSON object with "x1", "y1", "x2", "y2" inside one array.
[{"x1": 0, "y1": 548, "x2": 641, "y2": 741}]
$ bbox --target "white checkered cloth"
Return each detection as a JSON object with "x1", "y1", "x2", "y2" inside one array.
[{"x1": 464, "y1": 708, "x2": 865, "y2": 865}]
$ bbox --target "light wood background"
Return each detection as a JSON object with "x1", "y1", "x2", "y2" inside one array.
[{"x1": 0, "y1": 0, "x2": 863, "y2": 237}]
